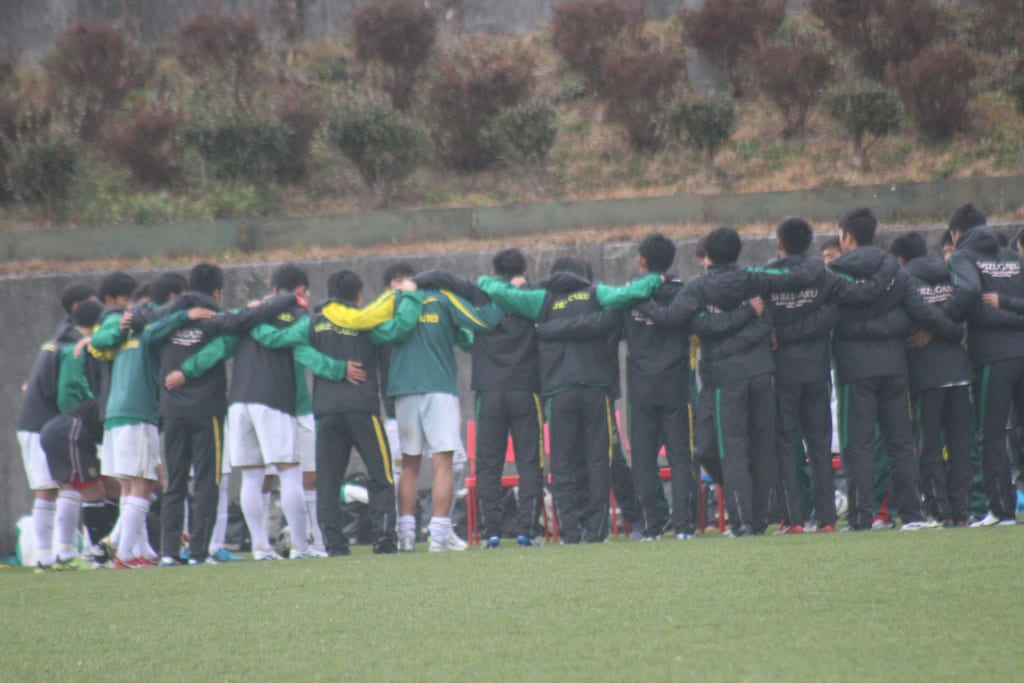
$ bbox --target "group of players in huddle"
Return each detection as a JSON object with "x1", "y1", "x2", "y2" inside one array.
[{"x1": 16, "y1": 201, "x2": 1023, "y2": 570}]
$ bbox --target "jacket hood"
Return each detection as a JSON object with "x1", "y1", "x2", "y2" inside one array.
[
  {"x1": 172, "y1": 290, "x2": 222, "y2": 312},
  {"x1": 829, "y1": 245, "x2": 891, "y2": 279},
  {"x1": 703, "y1": 264, "x2": 751, "y2": 302},
  {"x1": 905, "y1": 256, "x2": 949, "y2": 285},
  {"x1": 956, "y1": 226, "x2": 1001, "y2": 256},
  {"x1": 541, "y1": 271, "x2": 591, "y2": 294},
  {"x1": 769, "y1": 254, "x2": 827, "y2": 278},
  {"x1": 653, "y1": 276, "x2": 683, "y2": 303}
]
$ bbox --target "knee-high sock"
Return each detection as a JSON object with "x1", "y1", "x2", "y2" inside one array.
[
  {"x1": 209, "y1": 476, "x2": 231, "y2": 554},
  {"x1": 107, "y1": 496, "x2": 127, "y2": 547},
  {"x1": 428, "y1": 516, "x2": 452, "y2": 543},
  {"x1": 279, "y1": 466, "x2": 308, "y2": 553},
  {"x1": 82, "y1": 500, "x2": 117, "y2": 548},
  {"x1": 55, "y1": 490, "x2": 83, "y2": 561},
  {"x1": 33, "y1": 499, "x2": 56, "y2": 565},
  {"x1": 117, "y1": 496, "x2": 150, "y2": 561},
  {"x1": 304, "y1": 489, "x2": 322, "y2": 546},
  {"x1": 241, "y1": 468, "x2": 270, "y2": 552}
]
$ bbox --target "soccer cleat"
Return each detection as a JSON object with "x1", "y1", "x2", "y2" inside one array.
[
  {"x1": 211, "y1": 548, "x2": 246, "y2": 562},
  {"x1": 774, "y1": 524, "x2": 804, "y2": 535},
  {"x1": 818, "y1": 525, "x2": 836, "y2": 533},
  {"x1": 34, "y1": 562, "x2": 53, "y2": 574},
  {"x1": 970, "y1": 511, "x2": 999, "y2": 527},
  {"x1": 516, "y1": 535, "x2": 542, "y2": 547},
  {"x1": 803, "y1": 521, "x2": 818, "y2": 533},
  {"x1": 112, "y1": 558, "x2": 134, "y2": 570},
  {"x1": 398, "y1": 532, "x2": 416, "y2": 553},
  {"x1": 640, "y1": 534, "x2": 661, "y2": 542},
  {"x1": 128, "y1": 557, "x2": 158, "y2": 568},
  {"x1": 871, "y1": 518, "x2": 895, "y2": 530},
  {"x1": 53, "y1": 556, "x2": 96, "y2": 571},
  {"x1": 428, "y1": 532, "x2": 468, "y2": 553},
  {"x1": 900, "y1": 520, "x2": 942, "y2": 531},
  {"x1": 995, "y1": 518, "x2": 1017, "y2": 527},
  {"x1": 373, "y1": 539, "x2": 397, "y2": 555},
  {"x1": 484, "y1": 536, "x2": 501, "y2": 549},
  {"x1": 290, "y1": 546, "x2": 328, "y2": 559},
  {"x1": 675, "y1": 532, "x2": 696, "y2": 540},
  {"x1": 158, "y1": 556, "x2": 180, "y2": 567},
  {"x1": 253, "y1": 548, "x2": 284, "y2": 561}
]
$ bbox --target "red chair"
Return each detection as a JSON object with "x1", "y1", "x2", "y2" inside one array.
[{"x1": 464, "y1": 421, "x2": 555, "y2": 545}]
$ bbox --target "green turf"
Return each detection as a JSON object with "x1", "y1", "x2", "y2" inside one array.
[{"x1": 1, "y1": 528, "x2": 1021, "y2": 681}]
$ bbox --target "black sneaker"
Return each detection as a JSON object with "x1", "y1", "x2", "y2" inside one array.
[{"x1": 373, "y1": 539, "x2": 398, "y2": 555}]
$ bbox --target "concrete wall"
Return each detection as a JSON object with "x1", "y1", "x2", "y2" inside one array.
[{"x1": 5, "y1": 219, "x2": 1018, "y2": 556}]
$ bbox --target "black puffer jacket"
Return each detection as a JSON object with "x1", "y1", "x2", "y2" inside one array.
[
  {"x1": 904, "y1": 256, "x2": 973, "y2": 392},
  {"x1": 947, "y1": 227, "x2": 1024, "y2": 367},
  {"x1": 830, "y1": 246, "x2": 962, "y2": 383}
]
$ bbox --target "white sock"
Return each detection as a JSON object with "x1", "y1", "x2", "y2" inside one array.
[
  {"x1": 303, "y1": 489, "x2": 322, "y2": 546},
  {"x1": 428, "y1": 516, "x2": 454, "y2": 543},
  {"x1": 209, "y1": 476, "x2": 231, "y2": 554},
  {"x1": 241, "y1": 468, "x2": 270, "y2": 552},
  {"x1": 398, "y1": 515, "x2": 416, "y2": 539},
  {"x1": 55, "y1": 490, "x2": 83, "y2": 561},
  {"x1": 107, "y1": 496, "x2": 128, "y2": 547},
  {"x1": 117, "y1": 497, "x2": 149, "y2": 562},
  {"x1": 33, "y1": 499, "x2": 57, "y2": 565},
  {"x1": 279, "y1": 467, "x2": 308, "y2": 553}
]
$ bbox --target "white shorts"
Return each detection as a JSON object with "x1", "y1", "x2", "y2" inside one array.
[
  {"x1": 97, "y1": 438, "x2": 113, "y2": 477},
  {"x1": 227, "y1": 403, "x2": 296, "y2": 467},
  {"x1": 108, "y1": 423, "x2": 162, "y2": 480},
  {"x1": 18, "y1": 430, "x2": 56, "y2": 490},
  {"x1": 295, "y1": 414, "x2": 315, "y2": 472},
  {"x1": 395, "y1": 393, "x2": 462, "y2": 457}
]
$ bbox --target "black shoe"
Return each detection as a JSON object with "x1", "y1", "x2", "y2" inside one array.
[
  {"x1": 327, "y1": 547, "x2": 352, "y2": 558},
  {"x1": 732, "y1": 524, "x2": 754, "y2": 537},
  {"x1": 373, "y1": 539, "x2": 398, "y2": 555}
]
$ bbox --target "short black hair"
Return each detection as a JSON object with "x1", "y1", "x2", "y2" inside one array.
[
  {"x1": 551, "y1": 256, "x2": 592, "y2": 280},
  {"x1": 60, "y1": 282, "x2": 98, "y2": 315},
  {"x1": 705, "y1": 226, "x2": 741, "y2": 265},
  {"x1": 838, "y1": 207, "x2": 877, "y2": 246},
  {"x1": 189, "y1": 263, "x2": 224, "y2": 296},
  {"x1": 382, "y1": 261, "x2": 415, "y2": 288},
  {"x1": 889, "y1": 232, "x2": 927, "y2": 262},
  {"x1": 492, "y1": 248, "x2": 527, "y2": 278},
  {"x1": 694, "y1": 237, "x2": 708, "y2": 260},
  {"x1": 271, "y1": 264, "x2": 309, "y2": 293},
  {"x1": 941, "y1": 230, "x2": 954, "y2": 247},
  {"x1": 72, "y1": 299, "x2": 104, "y2": 328},
  {"x1": 327, "y1": 270, "x2": 363, "y2": 302},
  {"x1": 133, "y1": 281, "x2": 152, "y2": 302},
  {"x1": 99, "y1": 271, "x2": 137, "y2": 302},
  {"x1": 948, "y1": 203, "x2": 986, "y2": 234},
  {"x1": 821, "y1": 237, "x2": 841, "y2": 252},
  {"x1": 151, "y1": 273, "x2": 187, "y2": 305},
  {"x1": 1013, "y1": 228, "x2": 1024, "y2": 251},
  {"x1": 638, "y1": 233, "x2": 676, "y2": 273},
  {"x1": 997, "y1": 231, "x2": 1010, "y2": 248},
  {"x1": 777, "y1": 216, "x2": 813, "y2": 256}
]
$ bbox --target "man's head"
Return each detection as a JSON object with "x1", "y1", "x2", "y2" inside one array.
[
  {"x1": 838, "y1": 207, "x2": 877, "y2": 252},
  {"x1": 705, "y1": 226, "x2": 742, "y2": 266},
  {"x1": 383, "y1": 261, "x2": 415, "y2": 290},
  {"x1": 550, "y1": 256, "x2": 592, "y2": 281},
  {"x1": 637, "y1": 233, "x2": 675, "y2": 274},
  {"x1": 777, "y1": 216, "x2": 813, "y2": 258},
  {"x1": 941, "y1": 230, "x2": 955, "y2": 262},
  {"x1": 1013, "y1": 228, "x2": 1024, "y2": 257},
  {"x1": 189, "y1": 263, "x2": 225, "y2": 302},
  {"x1": 60, "y1": 282, "x2": 99, "y2": 315},
  {"x1": 821, "y1": 237, "x2": 842, "y2": 265},
  {"x1": 99, "y1": 271, "x2": 137, "y2": 308},
  {"x1": 71, "y1": 299, "x2": 104, "y2": 332},
  {"x1": 493, "y1": 248, "x2": 527, "y2": 278},
  {"x1": 271, "y1": 263, "x2": 310, "y2": 299},
  {"x1": 327, "y1": 269, "x2": 363, "y2": 305},
  {"x1": 151, "y1": 273, "x2": 187, "y2": 305},
  {"x1": 694, "y1": 237, "x2": 710, "y2": 271},
  {"x1": 947, "y1": 203, "x2": 986, "y2": 246},
  {"x1": 889, "y1": 232, "x2": 927, "y2": 266}
]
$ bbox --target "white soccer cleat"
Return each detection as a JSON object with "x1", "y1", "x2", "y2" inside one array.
[
  {"x1": 397, "y1": 532, "x2": 416, "y2": 553},
  {"x1": 428, "y1": 532, "x2": 468, "y2": 552},
  {"x1": 289, "y1": 546, "x2": 328, "y2": 559},
  {"x1": 969, "y1": 511, "x2": 999, "y2": 527},
  {"x1": 253, "y1": 548, "x2": 285, "y2": 561},
  {"x1": 900, "y1": 520, "x2": 942, "y2": 531}
]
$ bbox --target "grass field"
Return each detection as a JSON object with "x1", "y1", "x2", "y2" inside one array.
[{"x1": 2, "y1": 527, "x2": 1021, "y2": 681}]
